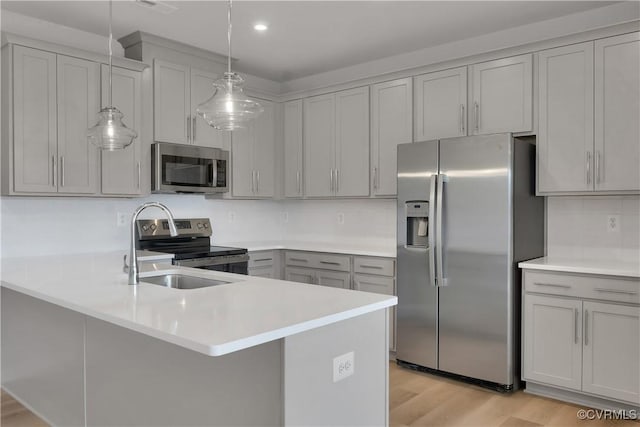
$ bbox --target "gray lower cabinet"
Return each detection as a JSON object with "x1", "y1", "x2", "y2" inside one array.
[
  {"x1": 283, "y1": 251, "x2": 352, "y2": 289},
  {"x1": 248, "y1": 250, "x2": 280, "y2": 279},
  {"x1": 316, "y1": 270, "x2": 351, "y2": 289},
  {"x1": 284, "y1": 266, "x2": 316, "y2": 284},
  {"x1": 522, "y1": 269, "x2": 639, "y2": 406}
]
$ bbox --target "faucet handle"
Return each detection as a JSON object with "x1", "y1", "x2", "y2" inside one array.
[{"x1": 123, "y1": 254, "x2": 129, "y2": 273}]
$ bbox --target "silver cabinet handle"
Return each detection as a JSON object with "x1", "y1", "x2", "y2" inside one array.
[
  {"x1": 52, "y1": 156, "x2": 56, "y2": 187},
  {"x1": 296, "y1": 171, "x2": 301, "y2": 194},
  {"x1": 329, "y1": 169, "x2": 334, "y2": 193},
  {"x1": 586, "y1": 151, "x2": 591, "y2": 185},
  {"x1": 584, "y1": 310, "x2": 589, "y2": 346},
  {"x1": 256, "y1": 170, "x2": 260, "y2": 193},
  {"x1": 187, "y1": 116, "x2": 191, "y2": 141},
  {"x1": 460, "y1": 104, "x2": 465, "y2": 134},
  {"x1": 289, "y1": 258, "x2": 308, "y2": 262},
  {"x1": 594, "y1": 288, "x2": 638, "y2": 296},
  {"x1": 60, "y1": 156, "x2": 65, "y2": 187},
  {"x1": 533, "y1": 282, "x2": 571, "y2": 289},
  {"x1": 336, "y1": 169, "x2": 340, "y2": 193},
  {"x1": 596, "y1": 151, "x2": 601, "y2": 184},
  {"x1": 253, "y1": 258, "x2": 273, "y2": 262},
  {"x1": 360, "y1": 265, "x2": 383, "y2": 270},
  {"x1": 320, "y1": 261, "x2": 341, "y2": 266},
  {"x1": 474, "y1": 102, "x2": 479, "y2": 132},
  {"x1": 192, "y1": 116, "x2": 196, "y2": 142},
  {"x1": 574, "y1": 308, "x2": 579, "y2": 344},
  {"x1": 373, "y1": 167, "x2": 378, "y2": 190},
  {"x1": 251, "y1": 170, "x2": 255, "y2": 193},
  {"x1": 137, "y1": 161, "x2": 141, "y2": 189}
]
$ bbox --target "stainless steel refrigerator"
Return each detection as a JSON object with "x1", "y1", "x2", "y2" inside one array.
[{"x1": 396, "y1": 133, "x2": 544, "y2": 391}]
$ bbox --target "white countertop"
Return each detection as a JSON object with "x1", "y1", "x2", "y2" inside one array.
[
  {"x1": 519, "y1": 257, "x2": 640, "y2": 278},
  {"x1": 0, "y1": 252, "x2": 396, "y2": 357},
  {"x1": 220, "y1": 240, "x2": 396, "y2": 258}
]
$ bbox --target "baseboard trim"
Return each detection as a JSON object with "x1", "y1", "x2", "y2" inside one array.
[{"x1": 525, "y1": 382, "x2": 640, "y2": 413}]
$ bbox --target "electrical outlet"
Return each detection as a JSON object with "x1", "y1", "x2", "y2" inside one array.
[
  {"x1": 228, "y1": 211, "x2": 236, "y2": 223},
  {"x1": 282, "y1": 212, "x2": 289, "y2": 223},
  {"x1": 607, "y1": 215, "x2": 620, "y2": 233},
  {"x1": 337, "y1": 213, "x2": 345, "y2": 225},
  {"x1": 116, "y1": 212, "x2": 128, "y2": 227},
  {"x1": 333, "y1": 351, "x2": 354, "y2": 382}
]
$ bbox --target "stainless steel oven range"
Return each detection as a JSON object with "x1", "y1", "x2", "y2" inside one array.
[{"x1": 135, "y1": 218, "x2": 248, "y2": 274}]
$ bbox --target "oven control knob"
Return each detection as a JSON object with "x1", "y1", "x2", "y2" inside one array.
[
  {"x1": 142, "y1": 225, "x2": 149, "y2": 232},
  {"x1": 197, "y1": 222, "x2": 204, "y2": 229},
  {"x1": 203, "y1": 223, "x2": 209, "y2": 229},
  {"x1": 150, "y1": 224, "x2": 157, "y2": 231}
]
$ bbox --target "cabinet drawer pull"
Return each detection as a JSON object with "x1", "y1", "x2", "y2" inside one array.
[
  {"x1": 289, "y1": 258, "x2": 308, "y2": 262},
  {"x1": 474, "y1": 102, "x2": 479, "y2": 132},
  {"x1": 373, "y1": 167, "x2": 378, "y2": 190},
  {"x1": 574, "y1": 308, "x2": 579, "y2": 344},
  {"x1": 329, "y1": 169, "x2": 334, "y2": 192},
  {"x1": 253, "y1": 258, "x2": 272, "y2": 262},
  {"x1": 533, "y1": 282, "x2": 571, "y2": 289},
  {"x1": 256, "y1": 170, "x2": 260, "y2": 193},
  {"x1": 336, "y1": 169, "x2": 340, "y2": 193},
  {"x1": 594, "y1": 288, "x2": 638, "y2": 296},
  {"x1": 320, "y1": 261, "x2": 341, "y2": 265},
  {"x1": 192, "y1": 116, "x2": 196, "y2": 141},
  {"x1": 584, "y1": 310, "x2": 589, "y2": 346},
  {"x1": 52, "y1": 156, "x2": 56, "y2": 187},
  {"x1": 60, "y1": 156, "x2": 65, "y2": 187},
  {"x1": 586, "y1": 151, "x2": 591, "y2": 185},
  {"x1": 296, "y1": 171, "x2": 301, "y2": 194},
  {"x1": 187, "y1": 116, "x2": 191, "y2": 141},
  {"x1": 460, "y1": 104, "x2": 465, "y2": 133},
  {"x1": 360, "y1": 265, "x2": 383, "y2": 270}
]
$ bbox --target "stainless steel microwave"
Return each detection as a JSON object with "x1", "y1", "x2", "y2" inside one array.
[{"x1": 152, "y1": 142, "x2": 229, "y2": 194}]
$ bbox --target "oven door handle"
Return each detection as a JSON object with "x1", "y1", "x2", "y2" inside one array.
[{"x1": 174, "y1": 254, "x2": 249, "y2": 268}]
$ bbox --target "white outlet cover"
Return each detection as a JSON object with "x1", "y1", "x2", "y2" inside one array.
[
  {"x1": 116, "y1": 212, "x2": 128, "y2": 227},
  {"x1": 333, "y1": 351, "x2": 354, "y2": 382},
  {"x1": 607, "y1": 215, "x2": 621, "y2": 233},
  {"x1": 337, "y1": 213, "x2": 345, "y2": 225},
  {"x1": 228, "y1": 212, "x2": 236, "y2": 223}
]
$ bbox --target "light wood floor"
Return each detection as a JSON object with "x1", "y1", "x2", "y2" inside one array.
[{"x1": 2, "y1": 364, "x2": 638, "y2": 427}]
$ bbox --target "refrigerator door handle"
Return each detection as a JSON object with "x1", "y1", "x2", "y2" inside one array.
[
  {"x1": 428, "y1": 174, "x2": 437, "y2": 287},
  {"x1": 436, "y1": 173, "x2": 448, "y2": 287}
]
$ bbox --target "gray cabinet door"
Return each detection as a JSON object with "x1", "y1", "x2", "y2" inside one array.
[
  {"x1": 153, "y1": 59, "x2": 189, "y2": 144},
  {"x1": 284, "y1": 267, "x2": 315, "y2": 285},
  {"x1": 304, "y1": 93, "x2": 335, "y2": 197},
  {"x1": 414, "y1": 67, "x2": 466, "y2": 142},
  {"x1": 335, "y1": 86, "x2": 369, "y2": 197},
  {"x1": 470, "y1": 54, "x2": 533, "y2": 135},
  {"x1": 284, "y1": 100, "x2": 303, "y2": 198},
  {"x1": 12, "y1": 46, "x2": 58, "y2": 193},
  {"x1": 190, "y1": 68, "x2": 228, "y2": 149},
  {"x1": 100, "y1": 65, "x2": 143, "y2": 196},
  {"x1": 316, "y1": 270, "x2": 351, "y2": 289},
  {"x1": 253, "y1": 100, "x2": 275, "y2": 198},
  {"x1": 371, "y1": 78, "x2": 413, "y2": 197},
  {"x1": 353, "y1": 274, "x2": 396, "y2": 351},
  {"x1": 231, "y1": 125, "x2": 255, "y2": 197},
  {"x1": 56, "y1": 54, "x2": 99, "y2": 194},
  {"x1": 594, "y1": 32, "x2": 640, "y2": 192},
  {"x1": 537, "y1": 42, "x2": 594, "y2": 194}
]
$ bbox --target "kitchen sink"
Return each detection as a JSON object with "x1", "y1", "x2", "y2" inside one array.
[{"x1": 140, "y1": 274, "x2": 233, "y2": 290}]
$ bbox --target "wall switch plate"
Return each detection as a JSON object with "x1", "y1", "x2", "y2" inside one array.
[
  {"x1": 337, "y1": 213, "x2": 345, "y2": 225},
  {"x1": 116, "y1": 212, "x2": 128, "y2": 227},
  {"x1": 333, "y1": 351, "x2": 354, "y2": 382},
  {"x1": 607, "y1": 215, "x2": 620, "y2": 233}
]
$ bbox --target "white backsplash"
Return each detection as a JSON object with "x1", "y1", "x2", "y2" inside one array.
[
  {"x1": 0, "y1": 197, "x2": 397, "y2": 258},
  {"x1": 546, "y1": 196, "x2": 640, "y2": 263}
]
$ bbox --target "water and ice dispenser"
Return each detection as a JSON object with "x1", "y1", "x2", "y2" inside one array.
[{"x1": 405, "y1": 201, "x2": 430, "y2": 248}]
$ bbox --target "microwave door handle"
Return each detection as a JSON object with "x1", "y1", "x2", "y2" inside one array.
[{"x1": 428, "y1": 174, "x2": 437, "y2": 288}]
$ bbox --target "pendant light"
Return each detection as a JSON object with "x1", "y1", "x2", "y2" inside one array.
[
  {"x1": 87, "y1": 0, "x2": 137, "y2": 150},
  {"x1": 197, "y1": 0, "x2": 263, "y2": 131}
]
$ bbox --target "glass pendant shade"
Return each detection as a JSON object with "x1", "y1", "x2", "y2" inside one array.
[
  {"x1": 197, "y1": 72, "x2": 264, "y2": 130},
  {"x1": 87, "y1": 107, "x2": 137, "y2": 151}
]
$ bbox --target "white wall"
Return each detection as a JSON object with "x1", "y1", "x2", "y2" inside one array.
[{"x1": 546, "y1": 196, "x2": 640, "y2": 263}]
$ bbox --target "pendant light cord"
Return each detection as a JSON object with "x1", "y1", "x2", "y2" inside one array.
[
  {"x1": 108, "y1": 0, "x2": 113, "y2": 107},
  {"x1": 227, "y1": 0, "x2": 232, "y2": 75}
]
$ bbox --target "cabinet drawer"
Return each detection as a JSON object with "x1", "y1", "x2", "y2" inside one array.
[
  {"x1": 353, "y1": 274, "x2": 394, "y2": 295},
  {"x1": 249, "y1": 250, "x2": 275, "y2": 268},
  {"x1": 312, "y1": 253, "x2": 351, "y2": 272},
  {"x1": 524, "y1": 270, "x2": 639, "y2": 304},
  {"x1": 354, "y1": 257, "x2": 395, "y2": 277},
  {"x1": 284, "y1": 266, "x2": 315, "y2": 285},
  {"x1": 249, "y1": 266, "x2": 275, "y2": 279},
  {"x1": 284, "y1": 251, "x2": 314, "y2": 268}
]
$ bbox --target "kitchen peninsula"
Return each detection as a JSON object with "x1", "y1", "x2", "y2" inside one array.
[{"x1": 1, "y1": 252, "x2": 396, "y2": 426}]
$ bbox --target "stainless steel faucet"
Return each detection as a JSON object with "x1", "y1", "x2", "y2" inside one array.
[{"x1": 128, "y1": 202, "x2": 178, "y2": 285}]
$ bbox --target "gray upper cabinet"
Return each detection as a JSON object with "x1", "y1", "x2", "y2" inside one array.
[
  {"x1": 153, "y1": 59, "x2": 190, "y2": 144},
  {"x1": 304, "y1": 87, "x2": 369, "y2": 198},
  {"x1": 594, "y1": 32, "x2": 640, "y2": 193},
  {"x1": 284, "y1": 100, "x2": 303, "y2": 198},
  {"x1": 538, "y1": 32, "x2": 639, "y2": 195},
  {"x1": 11, "y1": 46, "x2": 58, "y2": 193},
  {"x1": 470, "y1": 54, "x2": 533, "y2": 135},
  {"x1": 370, "y1": 78, "x2": 412, "y2": 197},
  {"x1": 10, "y1": 46, "x2": 99, "y2": 195},
  {"x1": 537, "y1": 42, "x2": 594, "y2": 194},
  {"x1": 100, "y1": 65, "x2": 143, "y2": 196},
  {"x1": 153, "y1": 59, "x2": 226, "y2": 149},
  {"x1": 231, "y1": 100, "x2": 275, "y2": 198},
  {"x1": 414, "y1": 67, "x2": 466, "y2": 141}
]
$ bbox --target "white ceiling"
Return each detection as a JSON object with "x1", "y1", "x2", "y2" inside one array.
[{"x1": 0, "y1": 1, "x2": 619, "y2": 82}]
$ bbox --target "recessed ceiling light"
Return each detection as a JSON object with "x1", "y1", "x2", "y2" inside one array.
[{"x1": 254, "y1": 23, "x2": 268, "y2": 32}]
